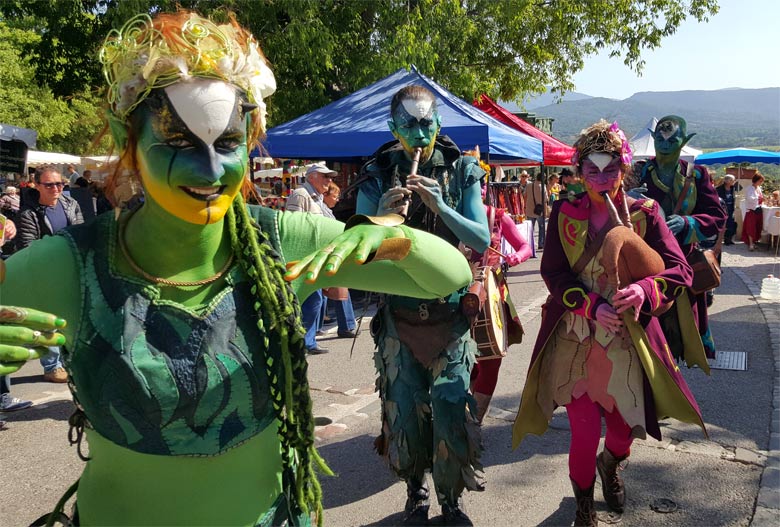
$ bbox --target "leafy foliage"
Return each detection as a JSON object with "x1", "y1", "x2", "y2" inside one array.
[
  {"x1": 1, "y1": 0, "x2": 719, "y2": 152},
  {"x1": 0, "y1": 20, "x2": 107, "y2": 153}
]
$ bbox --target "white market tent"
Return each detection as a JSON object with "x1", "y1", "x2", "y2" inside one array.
[
  {"x1": 630, "y1": 117, "x2": 702, "y2": 163},
  {"x1": 83, "y1": 154, "x2": 119, "y2": 166},
  {"x1": 26, "y1": 150, "x2": 82, "y2": 166}
]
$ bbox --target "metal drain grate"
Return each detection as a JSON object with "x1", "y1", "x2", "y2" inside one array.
[{"x1": 709, "y1": 351, "x2": 747, "y2": 371}]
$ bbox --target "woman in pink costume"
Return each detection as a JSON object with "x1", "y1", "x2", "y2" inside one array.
[
  {"x1": 469, "y1": 183, "x2": 532, "y2": 423},
  {"x1": 512, "y1": 121, "x2": 706, "y2": 526}
]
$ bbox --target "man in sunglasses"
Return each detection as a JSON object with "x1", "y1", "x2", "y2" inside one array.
[
  {"x1": 14, "y1": 165, "x2": 83, "y2": 383},
  {"x1": 17, "y1": 165, "x2": 84, "y2": 250}
]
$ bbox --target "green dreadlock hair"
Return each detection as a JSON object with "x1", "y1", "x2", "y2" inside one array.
[{"x1": 227, "y1": 195, "x2": 333, "y2": 526}]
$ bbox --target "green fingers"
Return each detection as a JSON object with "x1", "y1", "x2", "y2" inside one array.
[
  {"x1": 0, "y1": 345, "x2": 50, "y2": 375},
  {"x1": 0, "y1": 344, "x2": 49, "y2": 362},
  {"x1": 284, "y1": 227, "x2": 393, "y2": 283},
  {"x1": 0, "y1": 306, "x2": 67, "y2": 331},
  {"x1": 0, "y1": 325, "x2": 65, "y2": 347},
  {"x1": 0, "y1": 307, "x2": 67, "y2": 360}
]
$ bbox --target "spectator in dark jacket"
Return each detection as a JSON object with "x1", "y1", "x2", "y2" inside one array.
[
  {"x1": 17, "y1": 165, "x2": 84, "y2": 250},
  {"x1": 15, "y1": 165, "x2": 83, "y2": 383}
]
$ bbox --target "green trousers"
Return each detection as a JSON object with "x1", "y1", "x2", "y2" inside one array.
[{"x1": 372, "y1": 304, "x2": 484, "y2": 506}]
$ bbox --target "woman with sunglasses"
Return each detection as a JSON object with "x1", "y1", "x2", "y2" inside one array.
[
  {"x1": 512, "y1": 120, "x2": 705, "y2": 526},
  {"x1": 16, "y1": 166, "x2": 83, "y2": 250},
  {"x1": 0, "y1": 10, "x2": 472, "y2": 526}
]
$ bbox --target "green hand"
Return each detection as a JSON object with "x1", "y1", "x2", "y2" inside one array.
[
  {"x1": 0, "y1": 306, "x2": 66, "y2": 376},
  {"x1": 284, "y1": 225, "x2": 404, "y2": 283}
]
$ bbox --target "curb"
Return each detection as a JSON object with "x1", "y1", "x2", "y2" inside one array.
[{"x1": 732, "y1": 267, "x2": 780, "y2": 525}]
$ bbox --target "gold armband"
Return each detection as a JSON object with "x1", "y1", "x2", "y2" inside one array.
[
  {"x1": 344, "y1": 213, "x2": 406, "y2": 229},
  {"x1": 344, "y1": 214, "x2": 411, "y2": 262}
]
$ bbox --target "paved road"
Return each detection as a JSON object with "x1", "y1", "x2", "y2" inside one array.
[{"x1": 2, "y1": 243, "x2": 779, "y2": 526}]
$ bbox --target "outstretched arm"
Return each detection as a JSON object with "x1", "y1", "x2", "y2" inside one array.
[
  {"x1": 278, "y1": 211, "x2": 472, "y2": 301},
  {"x1": 405, "y1": 177, "x2": 490, "y2": 252},
  {"x1": 498, "y1": 212, "x2": 532, "y2": 266}
]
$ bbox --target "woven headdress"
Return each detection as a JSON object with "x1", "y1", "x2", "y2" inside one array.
[
  {"x1": 572, "y1": 119, "x2": 632, "y2": 167},
  {"x1": 100, "y1": 12, "x2": 276, "y2": 132}
]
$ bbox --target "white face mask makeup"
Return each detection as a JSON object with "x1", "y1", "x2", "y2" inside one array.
[
  {"x1": 658, "y1": 121, "x2": 679, "y2": 140},
  {"x1": 401, "y1": 97, "x2": 435, "y2": 120},
  {"x1": 165, "y1": 79, "x2": 237, "y2": 146},
  {"x1": 587, "y1": 152, "x2": 614, "y2": 172}
]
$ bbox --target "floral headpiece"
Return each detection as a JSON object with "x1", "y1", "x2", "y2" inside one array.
[
  {"x1": 100, "y1": 12, "x2": 276, "y2": 131},
  {"x1": 571, "y1": 119, "x2": 632, "y2": 167}
]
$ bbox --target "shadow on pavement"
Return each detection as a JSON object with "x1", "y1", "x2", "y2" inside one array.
[
  {"x1": 3, "y1": 399, "x2": 74, "y2": 423},
  {"x1": 318, "y1": 433, "x2": 398, "y2": 509}
]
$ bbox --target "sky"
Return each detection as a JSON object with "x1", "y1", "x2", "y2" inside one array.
[{"x1": 571, "y1": 0, "x2": 780, "y2": 99}]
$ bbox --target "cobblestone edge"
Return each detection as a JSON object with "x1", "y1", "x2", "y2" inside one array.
[{"x1": 733, "y1": 269, "x2": 780, "y2": 525}]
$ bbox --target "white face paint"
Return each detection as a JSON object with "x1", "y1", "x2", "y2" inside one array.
[
  {"x1": 587, "y1": 152, "x2": 614, "y2": 171},
  {"x1": 165, "y1": 79, "x2": 237, "y2": 146},
  {"x1": 401, "y1": 97, "x2": 434, "y2": 120},
  {"x1": 658, "y1": 121, "x2": 679, "y2": 140}
]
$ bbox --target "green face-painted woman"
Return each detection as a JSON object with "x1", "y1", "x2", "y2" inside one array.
[{"x1": 0, "y1": 11, "x2": 473, "y2": 526}]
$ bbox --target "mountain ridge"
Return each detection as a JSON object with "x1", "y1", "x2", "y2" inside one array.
[{"x1": 523, "y1": 87, "x2": 779, "y2": 148}]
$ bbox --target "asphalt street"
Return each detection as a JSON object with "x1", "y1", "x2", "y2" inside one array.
[{"x1": 1, "y1": 241, "x2": 778, "y2": 526}]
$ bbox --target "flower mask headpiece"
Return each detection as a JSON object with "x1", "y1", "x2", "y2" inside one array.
[
  {"x1": 571, "y1": 119, "x2": 633, "y2": 167},
  {"x1": 100, "y1": 12, "x2": 276, "y2": 132}
]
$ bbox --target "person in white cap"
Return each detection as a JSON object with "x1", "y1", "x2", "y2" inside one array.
[
  {"x1": 286, "y1": 163, "x2": 337, "y2": 215},
  {"x1": 285, "y1": 162, "x2": 338, "y2": 354}
]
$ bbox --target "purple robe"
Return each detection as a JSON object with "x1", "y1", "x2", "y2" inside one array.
[{"x1": 512, "y1": 195, "x2": 706, "y2": 449}]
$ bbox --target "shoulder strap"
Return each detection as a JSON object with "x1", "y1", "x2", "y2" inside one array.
[
  {"x1": 571, "y1": 223, "x2": 612, "y2": 276},
  {"x1": 481, "y1": 206, "x2": 496, "y2": 266},
  {"x1": 672, "y1": 162, "x2": 695, "y2": 215}
]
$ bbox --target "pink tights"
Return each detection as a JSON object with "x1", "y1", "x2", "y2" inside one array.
[{"x1": 566, "y1": 394, "x2": 634, "y2": 489}]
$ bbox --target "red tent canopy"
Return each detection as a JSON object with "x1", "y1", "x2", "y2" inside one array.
[{"x1": 473, "y1": 95, "x2": 575, "y2": 166}]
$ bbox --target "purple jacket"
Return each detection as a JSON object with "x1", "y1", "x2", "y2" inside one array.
[{"x1": 512, "y1": 195, "x2": 706, "y2": 449}]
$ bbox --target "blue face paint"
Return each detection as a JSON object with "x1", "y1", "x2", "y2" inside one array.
[{"x1": 388, "y1": 96, "x2": 441, "y2": 159}]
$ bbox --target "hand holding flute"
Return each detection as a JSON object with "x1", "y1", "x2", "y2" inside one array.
[{"x1": 406, "y1": 147, "x2": 446, "y2": 214}]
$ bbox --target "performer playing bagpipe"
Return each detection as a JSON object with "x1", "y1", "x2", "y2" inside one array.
[
  {"x1": 512, "y1": 120, "x2": 706, "y2": 526},
  {"x1": 356, "y1": 85, "x2": 490, "y2": 526}
]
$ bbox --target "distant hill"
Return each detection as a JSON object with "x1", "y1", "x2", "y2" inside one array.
[
  {"x1": 532, "y1": 87, "x2": 780, "y2": 149},
  {"x1": 501, "y1": 91, "x2": 593, "y2": 112}
]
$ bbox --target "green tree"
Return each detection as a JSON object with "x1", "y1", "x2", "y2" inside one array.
[
  {"x1": 0, "y1": 20, "x2": 110, "y2": 154},
  {"x1": 2, "y1": 0, "x2": 719, "y2": 129}
]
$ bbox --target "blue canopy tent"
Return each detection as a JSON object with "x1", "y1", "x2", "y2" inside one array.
[
  {"x1": 695, "y1": 148, "x2": 780, "y2": 165},
  {"x1": 257, "y1": 67, "x2": 543, "y2": 163}
]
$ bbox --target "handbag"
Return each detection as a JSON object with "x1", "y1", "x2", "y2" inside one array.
[
  {"x1": 674, "y1": 163, "x2": 722, "y2": 295},
  {"x1": 687, "y1": 246, "x2": 721, "y2": 295},
  {"x1": 531, "y1": 185, "x2": 543, "y2": 216},
  {"x1": 322, "y1": 287, "x2": 349, "y2": 301}
]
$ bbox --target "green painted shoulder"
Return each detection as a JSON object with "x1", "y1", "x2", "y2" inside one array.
[{"x1": 246, "y1": 205, "x2": 282, "y2": 253}]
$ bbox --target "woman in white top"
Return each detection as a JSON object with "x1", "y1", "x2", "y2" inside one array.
[{"x1": 741, "y1": 173, "x2": 765, "y2": 250}]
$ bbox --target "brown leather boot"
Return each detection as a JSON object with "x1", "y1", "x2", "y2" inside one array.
[
  {"x1": 597, "y1": 448, "x2": 628, "y2": 513},
  {"x1": 473, "y1": 392, "x2": 492, "y2": 424},
  {"x1": 571, "y1": 477, "x2": 598, "y2": 526}
]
